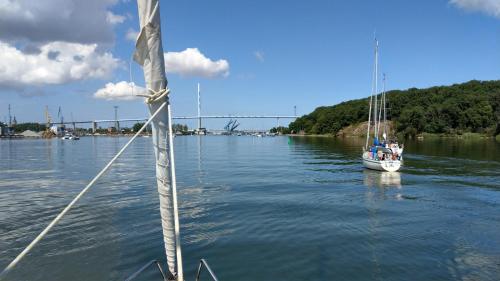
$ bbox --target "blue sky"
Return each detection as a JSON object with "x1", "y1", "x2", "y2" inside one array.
[{"x1": 0, "y1": 0, "x2": 499, "y2": 130}]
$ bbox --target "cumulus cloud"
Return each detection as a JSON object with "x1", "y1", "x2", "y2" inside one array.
[
  {"x1": 0, "y1": 41, "x2": 120, "y2": 87},
  {"x1": 254, "y1": 51, "x2": 265, "y2": 62},
  {"x1": 106, "y1": 11, "x2": 126, "y2": 24},
  {"x1": 164, "y1": 48, "x2": 230, "y2": 78},
  {"x1": 93, "y1": 81, "x2": 146, "y2": 101},
  {"x1": 450, "y1": 0, "x2": 500, "y2": 18},
  {"x1": 0, "y1": 0, "x2": 120, "y2": 44},
  {"x1": 126, "y1": 28, "x2": 139, "y2": 41}
]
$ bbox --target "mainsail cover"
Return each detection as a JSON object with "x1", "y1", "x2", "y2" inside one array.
[{"x1": 134, "y1": 0, "x2": 178, "y2": 276}]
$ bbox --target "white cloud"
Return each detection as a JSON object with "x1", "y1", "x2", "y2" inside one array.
[
  {"x1": 164, "y1": 48, "x2": 230, "y2": 78},
  {"x1": 126, "y1": 28, "x2": 139, "y2": 41},
  {"x1": 0, "y1": 41, "x2": 120, "y2": 87},
  {"x1": 93, "y1": 81, "x2": 146, "y2": 101},
  {"x1": 254, "y1": 51, "x2": 265, "y2": 62},
  {"x1": 450, "y1": 0, "x2": 500, "y2": 18},
  {"x1": 0, "y1": 0, "x2": 119, "y2": 44},
  {"x1": 106, "y1": 11, "x2": 126, "y2": 24}
]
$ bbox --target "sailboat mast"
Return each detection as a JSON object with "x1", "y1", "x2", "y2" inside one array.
[
  {"x1": 373, "y1": 39, "x2": 379, "y2": 139},
  {"x1": 134, "y1": 0, "x2": 183, "y2": 279},
  {"x1": 197, "y1": 83, "x2": 201, "y2": 131},
  {"x1": 365, "y1": 92, "x2": 373, "y2": 149},
  {"x1": 365, "y1": 38, "x2": 379, "y2": 149},
  {"x1": 377, "y1": 77, "x2": 384, "y2": 137},
  {"x1": 383, "y1": 73, "x2": 387, "y2": 138},
  {"x1": 365, "y1": 42, "x2": 377, "y2": 149}
]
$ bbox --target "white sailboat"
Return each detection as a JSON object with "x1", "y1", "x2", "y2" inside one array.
[{"x1": 362, "y1": 39, "x2": 403, "y2": 172}]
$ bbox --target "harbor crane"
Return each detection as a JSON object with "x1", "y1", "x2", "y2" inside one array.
[{"x1": 224, "y1": 119, "x2": 240, "y2": 132}]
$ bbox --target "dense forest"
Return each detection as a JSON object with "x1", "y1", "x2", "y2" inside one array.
[
  {"x1": 12, "y1": 122, "x2": 47, "y2": 133},
  {"x1": 287, "y1": 80, "x2": 500, "y2": 138}
]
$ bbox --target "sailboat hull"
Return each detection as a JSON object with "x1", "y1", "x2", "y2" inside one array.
[{"x1": 362, "y1": 153, "x2": 401, "y2": 172}]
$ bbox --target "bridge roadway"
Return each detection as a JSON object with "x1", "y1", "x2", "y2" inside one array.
[
  {"x1": 51, "y1": 115, "x2": 297, "y2": 124},
  {"x1": 50, "y1": 115, "x2": 298, "y2": 132}
]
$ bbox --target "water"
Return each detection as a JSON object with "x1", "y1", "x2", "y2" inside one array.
[{"x1": 1, "y1": 136, "x2": 499, "y2": 281}]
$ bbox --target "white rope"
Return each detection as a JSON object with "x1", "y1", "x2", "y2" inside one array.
[
  {"x1": 0, "y1": 101, "x2": 167, "y2": 280},
  {"x1": 136, "y1": 88, "x2": 170, "y2": 104}
]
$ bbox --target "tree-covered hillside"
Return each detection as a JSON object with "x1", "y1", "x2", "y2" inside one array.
[{"x1": 288, "y1": 80, "x2": 500, "y2": 137}]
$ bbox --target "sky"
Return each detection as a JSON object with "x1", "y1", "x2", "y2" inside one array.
[{"x1": 0, "y1": 0, "x2": 499, "y2": 130}]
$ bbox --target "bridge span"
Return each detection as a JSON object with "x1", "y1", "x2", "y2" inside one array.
[{"x1": 50, "y1": 115, "x2": 298, "y2": 132}]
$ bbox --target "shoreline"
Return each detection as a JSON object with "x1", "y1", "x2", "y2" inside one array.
[{"x1": 287, "y1": 132, "x2": 499, "y2": 140}]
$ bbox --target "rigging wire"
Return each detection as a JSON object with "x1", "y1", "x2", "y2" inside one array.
[{"x1": 0, "y1": 102, "x2": 167, "y2": 280}]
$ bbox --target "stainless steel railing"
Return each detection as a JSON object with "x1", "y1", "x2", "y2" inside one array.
[
  {"x1": 125, "y1": 258, "x2": 218, "y2": 281},
  {"x1": 124, "y1": 259, "x2": 174, "y2": 281},
  {"x1": 195, "y1": 259, "x2": 219, "y2": 281}
]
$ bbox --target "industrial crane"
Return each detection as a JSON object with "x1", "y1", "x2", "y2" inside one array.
[{"x1": 224, "y1": 119, "x2": 240, "y2": 132}]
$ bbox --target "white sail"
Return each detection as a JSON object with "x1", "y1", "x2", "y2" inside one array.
[{"x1": 134, "y1": 0, "x2": 183, "y2": 279}]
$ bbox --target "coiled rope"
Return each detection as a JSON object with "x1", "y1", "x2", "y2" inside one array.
[
  {"x1": 136, "y1": 87, "x2": 170, "y2": 104},
  {"x1": 0, "y1": 101, "x2": 167, "y2": 279}
]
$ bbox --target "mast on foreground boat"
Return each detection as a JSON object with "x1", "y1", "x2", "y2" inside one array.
[
  {"x1": 133, "y1": 0, "x2": 183, "y2": 279},
  {"x1": 131, "y1": 1, "x2": 219, "y2": 280}
]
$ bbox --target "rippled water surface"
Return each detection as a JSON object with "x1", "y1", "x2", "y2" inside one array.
[{"x1": 1, "y1": 136, "x2": 499, "y2": 281}]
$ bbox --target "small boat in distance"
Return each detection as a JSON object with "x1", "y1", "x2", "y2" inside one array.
[
  {"x1": 362, "y1": 39, "x2": 402, "y2": 172},
  {"x1": 61, "y1": 133, "x2": 80, "y2": 140}
]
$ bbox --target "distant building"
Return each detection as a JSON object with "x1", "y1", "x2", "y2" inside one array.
[
  {"x1": 0, "y1": 122, "x2": 14, "y2": 136},
  {"x1": 0, "y1": 122, "x2": 6, "y2": 136}
]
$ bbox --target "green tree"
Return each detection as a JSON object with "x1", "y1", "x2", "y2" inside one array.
[
  {"x1": 287, "y1": 80, "x2": 500, "y2": 137},
  {"x1": 133, "y1": 122, "x2": 145, "y2": 132},
  {"x1": 13, "y1": 123, "x2": 46, "y2": 133},
  {"x1": 270, "y1": 126, "x2": 290, "y2": 134},
  {"x1": 397, "y1": 106, "x2": 425, "y2": 137},
  {"x1": 172, "y1": 124, "x2": 188, "y2": 133}
]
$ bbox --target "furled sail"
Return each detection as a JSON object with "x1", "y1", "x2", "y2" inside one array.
[{"x1": 134, "y1": 0, "x2": 183, "y2": 279}]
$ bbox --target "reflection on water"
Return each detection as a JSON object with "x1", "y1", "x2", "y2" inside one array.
[
  {"x1": 0, "y1": 136, "x2": 499, "y2": 281},
  {"x1": 363, "y1": 170, "x2": 402, "y2": 189},
  {"x1": 407, "y1": 137, "x2": 500, "y2": 162},
  {"x1": 197, "y1": 135, "x2": 203, "y2": 184}
]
